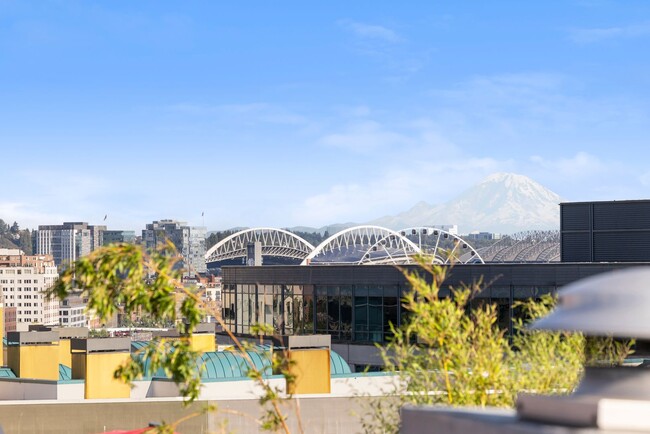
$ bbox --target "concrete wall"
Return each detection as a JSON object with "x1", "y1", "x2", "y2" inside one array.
[
  {"x1": 0, "y1": 396, "x2": 385, "y2": 433},
  {"x1": 57, "y1": 382, "x2": 84, "y2": 401},
  {"x1": 330, "y1": 374, "x2": 401, "y2": 397},
  {"x1": 0, "y1": 379, "x2": 57, "y2": 400},
  {"x1": 130, "y1": 380, "x2": 150, "y2": 400},
  {"x1": 145, "y1": 374, "x2": 399, "y2": 400},
  {"x1": 148, "y1": 377, "x2": 287, "y2": 400},
  {"x1": 0, "y1": 379, "x2": 85, "y2": 401}
]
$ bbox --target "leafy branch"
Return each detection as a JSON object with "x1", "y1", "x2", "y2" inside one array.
[
  {"x1": 47, "y1": 242, "x2": 302, "y2": 433},
  {"x1": 360, "y1": 254, "x2": 633, "y2": 433}
]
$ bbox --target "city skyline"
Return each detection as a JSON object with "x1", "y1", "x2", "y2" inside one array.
[{"x1": 3, "y1": 1, "x2": 650, "y2": 231}]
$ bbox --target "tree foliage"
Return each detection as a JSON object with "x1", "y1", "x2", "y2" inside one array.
[
  {"x1": 205, "y1": 230, "x2": 239, "y2": 250},
  {"x1": 359, "y1": 255, "x2": 633, "y2": 433},
  {"x1": 286, "y1": 230, "x2": 326, "y2": 248},
  {"x1": 0, "y1": 218, "x2": 33, "y2": 254},
  {"x1": 47, "y1": 242, "x2": 301, "y2": 433}
]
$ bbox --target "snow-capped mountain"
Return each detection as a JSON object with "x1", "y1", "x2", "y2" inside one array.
[{"x1": 370, "y1": 173, "x2": 562, "y2": 234}]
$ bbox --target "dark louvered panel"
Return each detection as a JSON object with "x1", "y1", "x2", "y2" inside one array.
[
  {"x1": 561, "y1": 233, "x2": 591, "y2": 262},
  {"x1": 594, "y1": 232, "x2": 650, "y2": 262},
  {"x1": 593, "y1": 202, "x2": 650, "y2": 230},
  {"x1": 561, "y1": 203, "x2": 591, "y2": 231}
]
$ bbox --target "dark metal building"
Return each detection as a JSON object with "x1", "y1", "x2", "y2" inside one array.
[{"x1": 561, "y1": 199, "x2": 650, "y2": 262}]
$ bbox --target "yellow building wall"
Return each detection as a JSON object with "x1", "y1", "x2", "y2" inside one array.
[
  {"x1": 84, "y1": 352, "x2": 131, "y2": 399},
  {"x1": 58, "y1": 339, "x2": 72, "y2": 368},
  {"x1": 7, "y1": 345, "x2": 59, "y2": 380},
  {"x1": 189, "y1": 334, "x2": 215, "y2": 353},
  {"x1": 287, "y1": 349, "x2": 331, "y2": 395}
]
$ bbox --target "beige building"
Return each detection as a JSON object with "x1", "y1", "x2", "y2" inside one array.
[{"x1": 0, "y1": 249, "x2": 60, "y2": 329}]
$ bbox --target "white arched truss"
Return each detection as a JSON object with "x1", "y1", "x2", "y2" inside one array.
[
  {"x1": 301, "y1": 225, "x2": 422, "y2": 265},
  {"x1": 205, "y1": 228, "x2": 315, "y2": 265},
  {"x1": 392, "y1": 227, "x2": 485, "y2": 264}
]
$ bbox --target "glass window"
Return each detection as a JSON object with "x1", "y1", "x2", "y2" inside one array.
[
  {"x1": 302, "y1": 285, "x2": 314, "y2": 335},
  {"x1": 236, "y1": 287, "x2": 245, "y2": 335},
  {"x1": 327, "y1": 286, "x2": 340, "y2": 339},
  {"x1": 222, "y1": 286, "x2": 236, "y2": 331},
  {"x1": 383, "y1": 295, "x2": 398, "y2": 339},
  {"x1": 316, "y1": 286, "x2": 328, "y2": 333},
  {"x1": 264, "y1": 293, "x2": 273, "y2": 332},
  {"x1": 273, "y1": 285, "x2": 284, "y2": 334},
  {"x1": 354, "y1": 293, "x2": 368, "y2": 342},
  {"x1": 369, "y1": 296, "x2": 383, "y2": 343},
  {"x1": 240, "y1": 291, "x2": 253, "y2": 335},
  {"x1": 283, "y1": 285, "x2": 296, "y2": 335},
  {"x1": 340, "y1": 286, "x2": 352, "y2": 340}
]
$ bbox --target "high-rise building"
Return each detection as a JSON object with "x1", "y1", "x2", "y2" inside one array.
[
  {"x1": 0, "y1": 249, "x2": 60, "y2": 329},
  {"x1": 36, "y1": 222, "x2": 106, "y2": 267},
  {"x1": 143, "y1": 220, "x2": 207, "y2": 275},
  {"x1": 102, "y1": 230, "x2": 136, "y2": 245}
]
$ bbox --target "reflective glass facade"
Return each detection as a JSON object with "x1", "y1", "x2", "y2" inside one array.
[
  {"x1": 222, "y1": 263, "x2": 643, "y2": 344},
  {"x1": 223, "y1": 284, "x2": 315, "y2": 336},
  {"x1": 223, "y1": 282, "x2": 558, "y2": 343}
]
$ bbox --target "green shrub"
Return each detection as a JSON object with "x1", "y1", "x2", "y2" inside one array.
[{"x1": 360, "y1": 256, "x2": 632, "y2": 433}]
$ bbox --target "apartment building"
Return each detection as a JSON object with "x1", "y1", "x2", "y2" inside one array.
[
  {"x1": 59, "y1": 295, "x2": 88, "y2": 327},
  {"x1": 0, "y1": 249, "x2": 60, "y2": 329}
]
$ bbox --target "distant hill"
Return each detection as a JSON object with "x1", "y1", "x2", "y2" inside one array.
[
  {"x1": 0, "y1": 219, "x2": 33, "y2": 254},
  {"x1": 286, "y1": 222, "x2": 359, "y2": 236},
  {"x1": 370, "y1": 173, "x2": 562, "y2": 234}
]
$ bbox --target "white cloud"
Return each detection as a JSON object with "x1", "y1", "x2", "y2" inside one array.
[
  {"x1": 0, "y1": 202, "x2": 67, "y2": 230},
  {"x1": 524, "y1": 152, "x2": 650, "y2": 202},
  {"x1": 319, "y1": 120, "x2": 411, "y2": 153},
  {"x1": 435, "y1": 72, "x2": 567, "y2": 109},
  {"x1": 293, "y1": 154, "x2": 508, "y2": 226},
  {"x1": 529, "y1": 152, "x2": 606, "y2": 178},
  {"x1": 1, "y1": 170, "x2": 144, "y2": 230},
  {"x1": 426, "y1": 71, "x2": 650, "y2": 158},
  {"x1": 337, "y1": 19, "x2": 430, "y2": 81},
  {"x1": 338, "y1": 20, "x2": 402, "y2": 43},
  {"x1": 569, "y1": 22, "x2": 650, "y2": 44},
  {"x1": 639, "y1": 172, "x2": 650, "y2": 187},
  {"x1": 295, "y1": 118, "x2": 511, "y2": 225},
  {"x1": 337, "y1": 105, "x2": 372, "y2": 117},
  {"x1": 166, "y1": 102, "x2": 310, "y2": 125}
]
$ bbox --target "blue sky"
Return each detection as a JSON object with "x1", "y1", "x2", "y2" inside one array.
[{"x1": 2, "y1": 0, "x2": 650, "y2": 231}]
